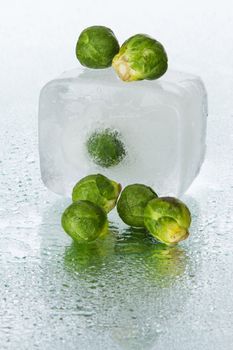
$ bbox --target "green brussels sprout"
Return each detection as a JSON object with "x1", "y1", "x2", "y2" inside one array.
[
  {"x1": 86, "y1": 128, "x2": 126, "y2": 168},
  {"x1": 76, "y1": 26, "x2": 120, "y2": 69},
  {"x1": 72, "y1": 174, "x2": 121, "y2": 213},
  {"x1": 112, "y1": 34, "x2": 168, "y2": 82},
  {"x1": 61, "y1": 200, "x2": 108, "y2": 242},
  {"x1": 117, "y1": 184, "x2": 158, "y2": 227},
  {"x1": 144, "y1": 197, "x2": 191, "y2": 245}
]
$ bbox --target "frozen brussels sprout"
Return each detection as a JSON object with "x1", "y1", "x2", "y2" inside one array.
[
  {"x1": 117, "y1": 184, "x2": 158, "y2": 227},
  {"x1": 61, "y1": 200, "x2": 108, "y2": 242},
  {"x1": 72, "y1": 174, "x2": 121, "y2": 213},
  {"x1": 76, "y1": 26, "x2": 120, "y2": 68},
  {"x1": 112, "y1": 34, "x2": 168, "y2": 82},
  {"x1": 144, "y1": 197, "x2": 191, "y2": 245},
  {"x1": 86, "y1": 128, "x2": 126, "y2": 168}
]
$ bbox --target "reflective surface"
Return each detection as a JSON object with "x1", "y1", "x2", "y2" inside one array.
[{"x1": 1, "y1": 110, "x2": 233, "y2": 349}]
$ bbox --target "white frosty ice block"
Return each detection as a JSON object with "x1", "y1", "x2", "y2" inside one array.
[{"x1": 39, "y1": 68, "x2": 207, "y2": 197}]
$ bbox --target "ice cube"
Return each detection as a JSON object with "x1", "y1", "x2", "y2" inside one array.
[{"x1": 38, "y1": 68, "x2": 207, "y2": 197}]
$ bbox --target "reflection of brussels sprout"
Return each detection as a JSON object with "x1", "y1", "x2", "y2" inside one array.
[
  {"x1": 117, "y1": 184, "x2": 158, "y2": 227},
  {"x1": 145, "y1": 244, "x2": 187, "y2": 288},
  {"x1": 112, "y1": 34, "x2": 168, "y2": 82},
  {"x1": 87, "y1": 129, "x2": 126, "y2": 168},
  {"x1": 61, "y1": 200, "x2": 108, "y2": 242},
  {"x1": 144, "y1": 197, "x2": 191, "y2": 245},
  {"x1": 64, "y1": 233, "x2": 116, "y2": 273},
  {"x1": 114, "y1": 226, "x2": 154, "y2": 255},
  {"x1": 72, "y1": 174, "x2": 121, "y2": 213},
  {"x1": 76, "y1": 26, "x2": 120, "y2": 69}
]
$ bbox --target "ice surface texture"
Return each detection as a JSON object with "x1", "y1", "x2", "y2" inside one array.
[{"x1": 39, "y1": 68, "x2": 207, "y2": 197}]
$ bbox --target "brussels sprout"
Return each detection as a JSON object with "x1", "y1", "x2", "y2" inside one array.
[
  {"x1": 112, "y1": 34, "x2": 168, "y2": 82},
  {"x1": 144, "y1": 197, "x2": 191, "y2": 245},
  {"x1": 76, "y1": 26, "x2": 120, "y2": 69},
  {"x1": 86, "y1": 128, "x2": 126, "y2": 168},
  {"x1": 72, "y1": 174, "x2": 121, "y2": 213},
  {"x1": 117, "y1": 184, "x2": 158, "y2": 227},
  {"x1": 61, "y1": 200, "x2": 108, "y2": 242}
]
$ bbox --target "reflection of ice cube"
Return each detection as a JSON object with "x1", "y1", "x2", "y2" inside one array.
[{"x1": 39, "y1": 68, "x2": 207, "y2": 196}]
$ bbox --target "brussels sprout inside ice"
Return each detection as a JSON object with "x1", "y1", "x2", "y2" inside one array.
[
  {"x1": 117, "y1": 184, "x2": 158, "y2": 227},
  {"x1": 61, "y1": 200, "x2": 108, "y2": 242},
  {"x1": 86, "y1": 129, "x2": 126, "y2": 168},
  {"x1": 112, "y1": 34, "x2": 168, "y2": 82},
  {"x1": 76, "y1": 26, "x2": 120, "y2": 69},
  {"x1": 144, "y1": 197, "x2": 191, "y2": 245},
  {"x1": 72, "y1": 174, "x2": 121, "y2": 213}
]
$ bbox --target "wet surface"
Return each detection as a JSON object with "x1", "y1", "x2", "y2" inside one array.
[{"x1": 1, "y1": 105, "x2": 233, "y2": 349}]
